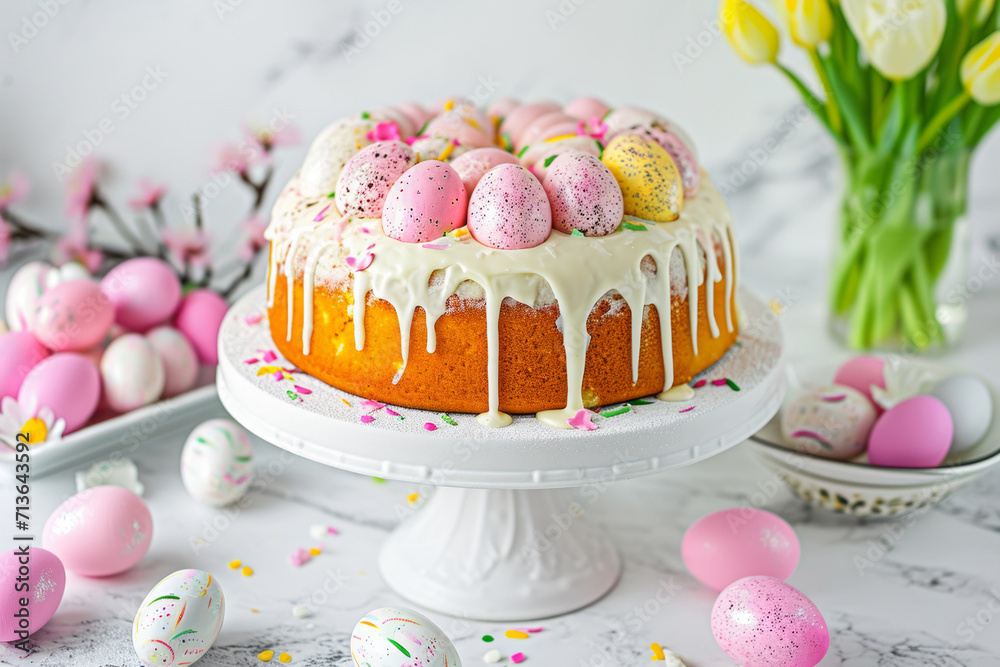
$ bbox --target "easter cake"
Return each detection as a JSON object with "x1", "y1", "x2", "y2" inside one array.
[{"x1": 265, "y1": 97, "x2": 739, "y2": 428}]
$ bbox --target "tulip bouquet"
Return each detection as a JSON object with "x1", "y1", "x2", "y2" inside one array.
[{"x1": 721, "y1": 0, "x2": 1000, "y2": 350}]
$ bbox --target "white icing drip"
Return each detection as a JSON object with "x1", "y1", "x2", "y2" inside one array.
[{"x1": 267, "y1": 170, "x2": 737, "y2": 429}]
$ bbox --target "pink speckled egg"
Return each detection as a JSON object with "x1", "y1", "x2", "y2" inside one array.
[
  {"x1": 0, "y1": 547, "x2": 65, "y2": 641},
  {"x1": 335, "y1": 141, "x2": 417, "y2": 218},
  {"x1": 451, "y1": 147, "x2": 521, "y2": 197},
  {"x1": 423, "y1": 104, "x2": 495, "y2": 148},
  {"x1": 0, "y1": 332, "x2": 50, "y2": 399},
  {"x1": 100, "y1": 258, "x2": 181, "y2": 333},
  {"x1": 543, "y1": 152, "x2": 623, "y2": 237},
  {"x1": 520, "y1": 137, "x2": 602, "y2": 180},
  {"x1": 682, "y1": 509, "x2": 800, "y2": 592},
  {"x1": 565, "y1": 96, "x2": 611, "y2": 121},
  {"x1": 607, "y1": 125, "x2": 701, "y2": 197},
  {"x1": 100, "y1": 334, "x2": 165, "y2": 412},
  {"x1": 868, "y1": 395, "x2": 953, "y2": 468},
  {"x1": 712, "y1": 576, "x2": 829, "y2": 667},
  {"x1": 382, "y1": 161, "x2": 468, "y2": 243},
  {"x1": 500, "y1": 102, "x2": 561, "y2": 145},
  {"x1": 146, "y1": 326, "x2": 199, "y2": 397},
  {"x1": 173, "y1": 289, "x2": 228, "y2": 365},
  {"x1": 18, "y1": 353, "x2": 100, "y2": 434},
  {"x1": 4, "y1": 261, "x2": 52, "y2": 332},
  {"x1": 33, "y1": 280, "x2": 113, "y2": 352},
  {"x1": 834, "y1": 356, "x2": 886, "y2": 407},
  {"x1": 43, "y1": 486, "x2": 152, "y2": 577},
  {"x1": 468, "y1": 164, "x2": 553, "y2": 250}
]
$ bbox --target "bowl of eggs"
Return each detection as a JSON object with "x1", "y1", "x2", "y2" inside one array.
[{"x1": 749, "y1": 355, "x2": 999, "y2": 518}]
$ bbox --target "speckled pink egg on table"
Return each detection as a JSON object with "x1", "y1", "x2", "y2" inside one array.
[
  {"x1": 469, "y1": 164, "x2": 553, "y2": 250},
  {"x1": 682, "y1": 509, "x2": 800, "y2": 592},
  {"x1": 834, "y1": 356, "x2": 886, "y2": 407},
  {"x1": 423, "y1": 104, "x2": 495, "y2": 148},
  {"x1": 781, "y1": 384, "x2": 877, "y2": 460},
  {"x1": 146, "y1": 326, "x2": 199, "y2": 397},
  {"x1": 173, "y1": 289, "x2": 228, "y2": 365},
  {"x1": 0, "y1": 331, "x2": 50, "y2": 400},
  {"x1": 43, "y1": 486, "x2": 152, "y2": 577},
  {"x1": 4, "y1": 260, "x2": 52, "y2": 332},
  {"x1": 18, "y1": 353, "x2": 100, "y2": 434},
  {"x1": 712, "y1": 576, "x2": 829, "y2": 667},
  {"x1": 451, "y1": 147, "x2": 521, "y2": 197},
  {"x1": 335, "y1": 141, "x2": 417, "y2": 218},
  {"x1": 868, "y1": 395, "x2": 953, "y2": 468},
  {"x1": 100, "y1": 257, "x2": 181, "y2": 333},
  {"x1": 32, "y1": 280, "x2": 113, "y2": 352},
  {"x1": 565, "y1": 96, "x2": 611, "y2": 121},
  {"x1": 500, "y1": 102, "x2": 561, "y2": 145},
  {"x1": 607, "y1": 125, "x2": 701, "y2": 197},
  {"x1": 543, "y1": 152, "x2": 624, "y2": 237},
  {"x1": 100, "y1": 334, "x2": 165, "y2": 412},
  {"x1": 0, "y1": 547, "x2": 65, "y2": 641},
  {"x1": 382, "y1": 161, "x2": 468, "y2": 243}
]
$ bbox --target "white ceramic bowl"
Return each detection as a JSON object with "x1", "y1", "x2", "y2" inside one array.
[{"x1": 749, "y1": 356, "x2": 1000, "y2": 518}]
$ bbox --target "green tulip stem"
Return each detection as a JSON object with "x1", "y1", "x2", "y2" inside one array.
[
  {"x1": 776, "y1": 63, "x2": 835, "y2": 136},
  {"x1": 919, "y1": 90, "x2": 972, "y2": 151},
  {"x1": 809, "y1": 48, "x2": 843, "y2": 135}
]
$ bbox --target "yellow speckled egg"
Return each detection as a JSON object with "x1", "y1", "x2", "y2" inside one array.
[{"x1": 601, "y1": 134, "x2": 684, "y2": 222}]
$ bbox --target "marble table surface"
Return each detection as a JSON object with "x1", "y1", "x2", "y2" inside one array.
[{"x1": 3, "y1": 126, "x2": 1000, "y2": 667}]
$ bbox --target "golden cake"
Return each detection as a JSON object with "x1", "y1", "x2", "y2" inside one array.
[{"x1": 265, "y1": 97, "x2": 739, "y2": 429}]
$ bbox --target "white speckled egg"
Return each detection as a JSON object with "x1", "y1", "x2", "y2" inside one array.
[
  {"x1": 4, "y1": 261, "x2": 52, "y2": 332},
  {"x1": 929, "y1": 375, "x2": 993, "y2": 453},
  {"x1": 350, "y1": 607, "x2": 461, "y2": 667},
  {"x1": 781, "y1": 384, "x2": 876, "y2": 460},
  {"x1": 181, "y1": 419, "x2": 254, "y2": 506},
  {"x1": 133, "y1": 569, "x2": 224, "y2": 667},
  {"x1": 100, "y1": 334, "x2": 165, "y2": 412}
]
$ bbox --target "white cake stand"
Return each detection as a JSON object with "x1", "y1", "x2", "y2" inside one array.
[{"x1": 216, "y1": 285, "x2": 784, "y2": 620}]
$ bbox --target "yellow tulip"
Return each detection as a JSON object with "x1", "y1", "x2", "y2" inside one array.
[
  {"x1": 840, "y1": 0, "x2": 947, "y2": 80},
  {"x1": 721, "y1": 0, "x2": 782, "y2": 65},
  {"x1": 779, "y1": 0, "x2": 834, "y2": 48},
  {"x1": 962, "y1": 31, "x2": 1000, "y2": 105},
  {"x1": 957, "y1": 0, "x2": 995, "y2": 26}
]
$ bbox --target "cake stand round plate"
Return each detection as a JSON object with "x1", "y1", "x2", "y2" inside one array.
[{"x1": 217, "y1": 285, "x2": 784, "y2": 620}]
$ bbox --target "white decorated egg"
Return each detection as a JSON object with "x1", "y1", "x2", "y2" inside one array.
[
  {"x1": 781, "y1": 384, "x2": 877, "y2": 460},
  {"x1": 929, "y1": 375, "x2": 993, "y2": 453},
  {"x1": 145, "y1": 327, "x2": 199, "y2": 398},
  {"x1": 100, "y1": 334, "x2": 165, "y2": 412},
  {"x1": 350, "y1": 607, "x2": 461, "y2": 667},
  {"x1": 181, "y1": 419, "x2": 254, "y2": 506},
  {"x1": 133, "y1": 569, "x2": 225, "y2": 667},
  {"x1": 4, "y1": 261, "x2": 52, "y2": 332},
  {"x1": 46, "y1": 261, "x2": 92, "y2": 287}
]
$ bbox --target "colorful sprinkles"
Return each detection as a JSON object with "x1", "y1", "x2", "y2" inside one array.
[
  {"x1": 567, "y1": 409, "x2": 598, "y2": 431},
  {"x1": 692, "y1": 379, "x2": 707, "y2": 388},
  {"x1": 650, "y1": 642, "x2": 666, "y2": 661},
  {"x1": 511, "y1": 652, "x2": 526, "y2": 664},
  {"x1": 505, "y1": 630, "x2": 529, "y2": 640},
  {"x1": 482, "y1": 635, "x2": 494, "y2": 643},
  {"x1": 621, "y1": 221, "x2": 648, "y2": 232},
  {"x1": 440, "y1": 413, "x2": 458, "y2": 426},
  {"x1": 423, "y1": 422, "x2": 437, "y2": 431},
  {"x1": 600, "y1": 405, "x2": 631, "y2": 418},
  {"x1": 679, "y1": 406, "x2": 696, "y2": 413},
  {"x1": 360, "y1": 415, "x2": 375, "y2": 424}
]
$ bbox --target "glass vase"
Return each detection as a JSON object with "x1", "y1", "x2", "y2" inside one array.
[{"x1": 829, "y1": 140, "x2": 971, "y2": 353}]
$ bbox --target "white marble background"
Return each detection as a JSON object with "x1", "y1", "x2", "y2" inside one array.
[{"x1": 2, "y1": 0, "x2": 1000, "y2": 665}]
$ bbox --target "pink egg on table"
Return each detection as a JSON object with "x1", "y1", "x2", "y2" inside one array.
[
  {"x1": 519, "y1": 136, "x2": 602, "y2": 180},
  {"x1": 565, "y1": 96, "x2": 611, "y2": 121},
  {"x1": 834, "y1": 356, "x2": 886, "y2": 407},
  {"x1": 43, "y1": 486, "x2": 152, "y2": 577},
  {"x1": 451, "y1": 147, "x2": 521, "y2": 198},
  {"x1": 382, "y1": 161, "x2": 468, "y2": 243},
  {"x1": 0, "y1": 332, "x2": 50, "y2": 400},
  {"x1": 0, "y1": 547, "x2": 65, "y2": 641},
  {"x1": 868, "y1": 395, "x2": 953, "y2": 468},
  {"x1": 335, "y1": 141, "x2": 417, "y2": 218},
  {"x1": 423, "y1": 104, "x2": 495, "y2": 148},
  {"x1": 682, "y1": 508, "x2": 800, "y2": 592},
  {"x1": 100, "y1": 334, "x2": 165, "y2": 412},
  {"x1": 712, "y1": 576, "x2": 829, "y2": 667},
  {"x1": 173, "y1": 289, "x2": 228, "y2": 366},
  {"x1": 500, "y1": 102, "x2": 561, "y2": 146},
  {"x1": 101, "y1": 257, "x2": 182, "y2": 333},
  {"x1": 18, "y1": 353, "x2": 100, "y2": 434},
  {"x1": 468, "y1": 164, "x2": 552, "y2": 250},
  {"x1": 394, "y1": 103, "x2": 432, "y2": 132},
  {"x1": 487, "y1": 97, "x2": 521, "y2": 121},
  {"x1": 146, "y1": 326, "x2": 199, "y2": 397},
  {"x1": 518, "y1": 111, "x2": 576, "y2": 149},
  {"x1": 32, "y1": 280, "x2": 113, "y2": 352},
  {"x1": 4, "y1": 261, "x2": 52, "y2": 332},
  {"x1": 543, "y1": 152, "x2": 624, "y2": 237}
]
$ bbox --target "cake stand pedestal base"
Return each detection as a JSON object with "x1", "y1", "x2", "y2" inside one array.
[{"x1": 379, "y1": 487, "x2": 621, "y2": 621}]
